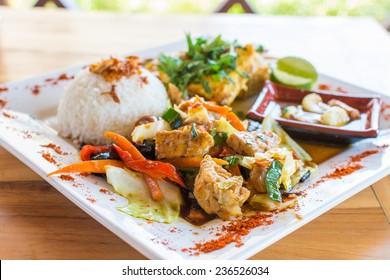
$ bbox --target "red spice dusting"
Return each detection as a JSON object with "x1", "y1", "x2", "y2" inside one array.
[
  {"x1": 31, "y1": 85, "x2": 40, "y2": 95},
  {"x1": 109, "y1": 198, "x2": 116, "y2": 202},
  {"x1": 349, "y1": 150, "x2": 379, "y2": 162},
  {"x1": 99, "y1": 188, "x2": 110, "y2": 194},
  {"x1": 318, "y1": 83, "x2": 331, "y2": 91},
  {"x1": 87, "y1": 197, "x2": 97, "y2": 203},
  {"x1": 309, "y1": 149, "x2": 379, "y2": 188},
  {"x1": 0, "y1": 99, "x2": 7, "y2": 108},
  {"x1": 0, "y1": 87, "x2": 8, "y2": 93},
  {"x1": 41, "y1": 143, "x2": 69, "y2": 155},
  {"x1": 59, "y1": 174, "x2": 75, "y2": 182},
  {"x1": 58, "y1": 73, "x2": 73, "y2": 80},
  {"x1": 40, "y1": 152, "x2": 57, "y2": 164},
  {"x1": 335, "y1": 87, "x2": 348, "y2": 93},
  {"x1": 2, "y1": 112, "x2": 13, "y2": 118},
  {"x1": 45, "y1": 73, "x2": 74, "y2": 84},
  {"x1": 184, "y1": 213, "x2": 273, "y2": 255},
  {"x1": 140, "y1": 76, "x2": 149, "y2": 84},
  {"x1": 101, "y1": 85, "x2": 120, "y2": 103}
]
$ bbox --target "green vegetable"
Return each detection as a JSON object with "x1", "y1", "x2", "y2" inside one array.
[
  {"x1": 210, "y1": 129, "x2": 228, "y2": 146},
  {"x1": 158, "y1": 34, "x2": 240, "y2": 95},
  {"x1": 256, "y1": 45, "x2": 265, "y2": 53},
  {"x1": 162, "y1": 107, "x2": 183, "y2": 129},
  {"x1": 190, "y1": 123, "x2": 198, "y2": 139},
  {"x1": 265, "y1": 160, "x2": 283, "y2": 202},
  {"x1": 261, "y1": 115, "x2": 313, "y2": 162},
  {"x1": 106, "y1": 166, "x2": 182, "y2": 223},
  {"x1": 233, "y1": 111, "x2": 246, "y2": 120},
  {"x1": 223, "y1": 156, "x2": 241, "y2": 166},
  {"x1": 178, "y1": 167, "x2": 200, "y2": 191}
]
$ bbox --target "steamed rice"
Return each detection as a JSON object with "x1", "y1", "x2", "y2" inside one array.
[{"x1": 57, "y1": 59, "x2": 169, "y2": 145}]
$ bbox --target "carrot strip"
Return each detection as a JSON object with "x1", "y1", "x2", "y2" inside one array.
[
  {"x1": 226, "y1": 111, "x2": 246, "y2": 131},
  {"x1": 196, "y1": 97, "x2": 231, "y2": 116},
  {"x1": 144, "y1": 175, "x2": 164, "y2": 201},
  {"x1": 113, "y1": 144, "x2": 186, "y2": 189},
  {"x1": 48, "y1": 160, "x2": 125, "y2": 176},
  {"x1": 166, "y1": 157, "x2": 228, "y2": 168},
  {"x1": 104, "y1": 131, "x2": 144, "y2": 160}
]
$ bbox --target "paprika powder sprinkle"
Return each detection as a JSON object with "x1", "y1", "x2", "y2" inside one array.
[
  {"x1": 309, "y1": 149, "x2": 379, "y2": 188},
  {"x1": 59, "y1": 174, "x2": 75, "y2": 182},
  {"x1": 0, "y1": 99, "x2": 7, "y2": 109},
  {"x1": 41, "y1": 143, "x2": 69, "y2": 155},
  {"x1": 184, "y1": 212, "x2": 274, "y2": 255},
  {"x1": 40, "y1": 152, "x2": 57, "y2": 164}
]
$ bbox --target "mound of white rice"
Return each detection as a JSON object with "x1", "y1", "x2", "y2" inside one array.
[{"x1": 57, "y1": 64, "x2": 169, "y2": 145}]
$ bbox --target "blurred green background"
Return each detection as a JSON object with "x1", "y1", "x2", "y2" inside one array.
[{"x1": 6, "y1": 0, "x2": 390, "y2": 24}]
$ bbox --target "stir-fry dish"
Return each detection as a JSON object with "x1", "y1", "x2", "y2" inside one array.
[
  {"x1": 50, "y1": 95, "x2": 317, "y2": 224},
  {"x1": 281, "y1": 93, "x2": 361, "y2": 127}
]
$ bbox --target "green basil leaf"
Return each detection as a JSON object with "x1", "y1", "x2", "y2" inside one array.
[{"x1": 265, "y1": 160, "x2": 283, "y2": 202}]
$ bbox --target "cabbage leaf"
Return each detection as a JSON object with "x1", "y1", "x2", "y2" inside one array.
[{"x1": 105, "y1": 166, "x2": 183, "y2": 223}]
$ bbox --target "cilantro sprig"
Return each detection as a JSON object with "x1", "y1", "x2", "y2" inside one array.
[{"x1": 158, "y1": 34, "x2": 240, "y2": 96}]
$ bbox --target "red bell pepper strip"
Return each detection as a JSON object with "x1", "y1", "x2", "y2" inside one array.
[
  {"x1": 112, "y1": 144, "x2": 134, "y2": 162},
  {"x1": 80, "y1": 145, "x2": 110, "y2": 161},
  {"x1": 144, "y1": 175, "x2": 164, "y2": 201},
  {"x1": 104, "y1": 131, "x2": 144, "y2": 160},
  {"x1": 48, "y1": 160, "x2": 125, "y2": 176},
  {"x1": 125, "y1": 160, "x2": 186, "y2": 189},
  {"x1": 112, "y1": 144, "x2": 166, "y2": 200}
]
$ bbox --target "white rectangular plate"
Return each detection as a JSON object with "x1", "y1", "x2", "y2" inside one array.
[{"x1": 1, "y1": 41, "x2": 390, "y2": 260}]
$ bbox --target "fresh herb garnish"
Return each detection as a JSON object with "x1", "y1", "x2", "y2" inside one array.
[
  {"x1": 158, "y1": 34, "x2": 240, "y2": 96},
  {"x1": 210, "y1": 129, "x2": 228, "y2": 146},
  {"x1": 265, "y1": 160, "x2": 283, "y2": 202},
  {"x1": 190, "y1": 123, "x2": 198, "y2": 139},
  {"x1": 223, "y1": 156, "x2": 241, "y2": 166},
  {"x1": 162, "y1": 108, "x2": 183, "y2": 129},
  {"x1": 256, "y1": 44, "x2": 265, "y2": 53}
]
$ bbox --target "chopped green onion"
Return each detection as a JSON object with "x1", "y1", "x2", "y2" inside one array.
[
  {"x1": 191, "y1": 123, "x2": 198, "y2": 139},
  {"x1": 223, "y1": 156, "x2": 241, "y2": 166},
  {"x1": 211, "y1": 129, "x2": 228, "y2": 146},
  {"x1": 162, "y1": 108, "x2": 183, "y2": 129}
]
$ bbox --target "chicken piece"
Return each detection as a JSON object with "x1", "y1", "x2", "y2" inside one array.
[
  {"x1": 194, "y1": 155, "x2": 250, "y2": 220},
  {"x1": 155, "y1": 128, "x2": 214, "y2": 159},
  {"x1": 226, "y1": 131, "x2": 281, "y2": 156},
  {"x1": 249, "y1": 160, "x2": 272, "y2": 193}
]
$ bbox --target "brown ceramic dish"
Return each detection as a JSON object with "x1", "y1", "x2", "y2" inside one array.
[{"x1": 247, "y1": 82, "x2": 381, "y2": 145}]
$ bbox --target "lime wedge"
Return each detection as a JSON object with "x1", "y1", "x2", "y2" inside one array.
[
  {"x1": 271, "y1": 68, "x2": 312, "y2": 89},
  {"x1": 271, "y1": 56, "x2": 318, "y2": 89}
]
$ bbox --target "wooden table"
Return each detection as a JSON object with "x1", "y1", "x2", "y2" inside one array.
[{"x1": 1, "y1": 7, "x2": 390, "y2": 260}]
